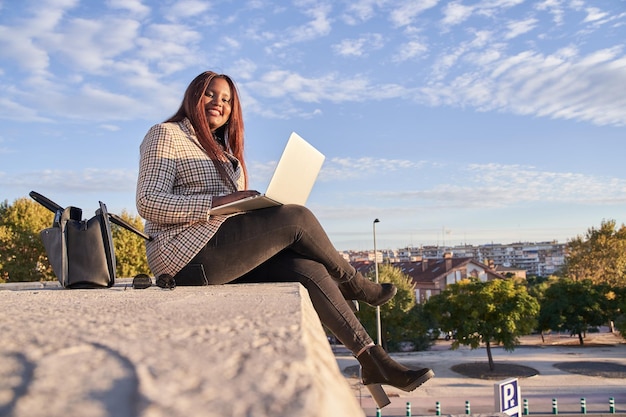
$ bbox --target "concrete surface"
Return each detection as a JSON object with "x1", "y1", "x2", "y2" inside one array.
[{"x1": 0, "y1": 281, "x2": 364, "y2": 417}]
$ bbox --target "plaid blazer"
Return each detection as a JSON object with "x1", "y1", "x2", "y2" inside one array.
[{"x1": 136, "y1": 118, "x2": 245, "y2": 277}]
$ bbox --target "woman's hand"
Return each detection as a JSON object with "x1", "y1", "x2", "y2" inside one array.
[{"x1": 212, "y1": 190, "x2": 260, "y2": 207}]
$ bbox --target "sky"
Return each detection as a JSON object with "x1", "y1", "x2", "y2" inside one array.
[{"x1": 1, "y1": 0, "x2": 625, "y2": 251}]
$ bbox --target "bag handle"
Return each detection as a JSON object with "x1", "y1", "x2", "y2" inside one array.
[
  {"x1": 29, "y1": 190, "x2": 63, "y2": 213},
  {"x1": 98, "y1": 201, "x2": 117, "y2": 286},
  {"x1": 29, "y1": 191, "x2": 152, "y2": 241},
  {"x1": 58, "y1": 207, "x2": 71, "y2": 288},
  {"x1": 107, "y1": 210, "x2": 151, "y2": 241}
]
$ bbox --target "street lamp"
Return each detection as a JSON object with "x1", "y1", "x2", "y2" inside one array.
[{"x1": 373, "y1": 218, "x2": 382, "y2": 345}]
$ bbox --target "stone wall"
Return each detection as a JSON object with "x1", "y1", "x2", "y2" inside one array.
[{"x1": 0, "y1": 282, "x2": 364, "y2": 417}]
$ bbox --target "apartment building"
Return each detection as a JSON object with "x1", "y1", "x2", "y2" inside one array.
[{"x1": 391, "y1": 241, "x2": 566, "y2": 276}]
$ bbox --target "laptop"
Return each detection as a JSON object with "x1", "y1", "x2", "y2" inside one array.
[{"x1": 208, "y1": 132, "x2": 325, "y2": 215}]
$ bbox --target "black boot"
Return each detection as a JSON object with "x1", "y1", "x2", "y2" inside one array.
[
  {"x1": 357, "y1": 345, "x2": 434, "y2": 392},
  {"x1": 339, "y1": 273, "x2": 397, "y2": 307}
]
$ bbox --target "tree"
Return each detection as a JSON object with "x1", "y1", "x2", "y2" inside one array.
[
  {"x1": 0, "y1": 198, "x2": 56, "y2": 282},
  {"x1": 538, "y1": 278, "x2": 606, "y2": 345},
  {"x1": 111, "y1": 210, "x2": 150, "y2": 278},
  {"x1": 614, "y1": 286, "x2": 626, "y2": 337},
  {"x1": 356, "y1": 264, "x2": 430, "y2": 351},
  {"x1": 565, "y1": 220, "x2": 626, "y2": 287},
  {"x1": 596, "y1": 283, "x2": 621, "y2": 333},
  {"x1": 426, "y1": 278, "x2": 539, "y2": 370},
  {"x1": 527, "y1": 275, "x2": 559, "y2": 342}
]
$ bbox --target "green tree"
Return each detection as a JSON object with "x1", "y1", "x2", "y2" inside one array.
[
  {"x1": 111, "y1": 210, "x2": 150, "y2": 278},
  {"x1": 0, "y1": 198, "x2": 55, "y2": 282},
  {"x1": 538, "y1": 278, "x2": 606, "y2": 345},
  {"x1": 426, "y1": 278, "x2": 539, "y2": 370},
  {"x1": 565, "y1": 220, "x2": 626, "y2": 287},
  {"x1": 356, "y1": 264, "x2": 430, "y2": 351},
  {"x1": 527, "y1": 275, "x2": 559, "y2": 342}
]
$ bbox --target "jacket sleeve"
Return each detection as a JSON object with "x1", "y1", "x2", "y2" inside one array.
[{"x1": 136, "y1": 123, "x2": 215, "y2": 225}]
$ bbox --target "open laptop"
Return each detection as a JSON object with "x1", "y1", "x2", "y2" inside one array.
[{"x1": 208, "y1": 132, "x2": 325, "y2": 215}]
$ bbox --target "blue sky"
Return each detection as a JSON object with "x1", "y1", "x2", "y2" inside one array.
[{"x1": 1, "y1": 0, "x2": 625, "y2": 251}]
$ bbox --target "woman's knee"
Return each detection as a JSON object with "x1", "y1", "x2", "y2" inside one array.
[{"x1": 279, "y1": 204, "x2": 316, "y2": 224}]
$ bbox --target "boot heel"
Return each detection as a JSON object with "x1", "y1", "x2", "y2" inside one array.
[{"x1": 366, "y1": 383, "x2": 390, "y2": 408}]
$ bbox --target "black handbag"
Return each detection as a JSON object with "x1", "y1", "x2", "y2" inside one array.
[{"x1": 30, "y1": 191, "x2": 151, "y2": 289}]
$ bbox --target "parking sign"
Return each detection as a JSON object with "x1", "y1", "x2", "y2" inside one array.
[{"x1": 494, "y1": 378, "x2": 521, "y2": 416}]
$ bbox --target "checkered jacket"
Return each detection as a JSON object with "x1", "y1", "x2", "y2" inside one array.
[{"x1": 136, "y1": 118, "x2": 245, "y2": 277}]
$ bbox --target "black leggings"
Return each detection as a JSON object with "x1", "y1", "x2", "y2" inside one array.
[{"x1": 178, "y1": 204, "x2": 373, "y2": 354}]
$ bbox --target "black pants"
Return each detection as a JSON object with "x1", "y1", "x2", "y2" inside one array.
[{"x1": 178, "y1": 204, "x2": 373, "y2": 354}]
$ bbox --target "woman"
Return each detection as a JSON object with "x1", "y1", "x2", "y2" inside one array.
[{"x1": 136, "y1": 71, "x2": 433, "y2": 402}]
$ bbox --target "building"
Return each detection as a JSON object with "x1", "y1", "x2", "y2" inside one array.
[
  {"x1": 352, "y1": 253, "x2": 504, "y2": 303},
  {"x1": 494, "y1": 265, "x2": 527, "y2": 279},
  {"x1": 393, "y1": 241, "x2": 566, "y2": 276}
]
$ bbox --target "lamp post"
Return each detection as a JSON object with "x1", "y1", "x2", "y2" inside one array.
[{"x1": 373, "y1": 218, "x2": 382, "y2": 345}]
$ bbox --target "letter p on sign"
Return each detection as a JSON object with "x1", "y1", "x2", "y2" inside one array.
[{"x1": 494, "y1": 378, "x2": 521, "y2": 417}]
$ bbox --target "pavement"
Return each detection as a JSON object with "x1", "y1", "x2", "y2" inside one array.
[{"x1": 334, "y1": 332, "x2": 626, "y2": 417}]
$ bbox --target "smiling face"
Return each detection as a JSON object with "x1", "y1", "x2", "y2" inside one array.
[{"x1": 204, "y1": 77, "x2": 232, "y2": 132}]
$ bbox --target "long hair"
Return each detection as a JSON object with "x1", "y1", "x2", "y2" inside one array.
[{"x1": 166, "y1": 71, "x2": 248, "y2": 188}]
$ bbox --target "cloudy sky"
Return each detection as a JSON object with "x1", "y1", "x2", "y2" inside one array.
[{"x1": 1, "y1": 0, "x2": 625, "y2": 251}]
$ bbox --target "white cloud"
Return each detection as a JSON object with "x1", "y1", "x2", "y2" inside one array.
[
  {"x1": 441, "y1": 1, "x2": 474, "y2": 26},
  {"x1": 136, "y1": 23, "x2": 203, "y2": 73},
  {"x1": 582, "y1": 7, "x2": 608, "y2": 23},
  {"x1": 465, "y1": 163, "x2": 626, "y2": 204},
  {"x1": 166, "y1": 0, "x2": 212, "y2": 21},
  {"x1": 389, "y1": 0, "x2": 439, "y2": 27},
  {"x1": 320, "y1": 157, "x2": 428, "y2": 181},
  {"x1": 431, "y1": 30, "x2": 494, "y2": 80},
  {"x1": 0, "y1": 25, "x2": 50, "y2": 75},
  {"x1": 505, "y1": 18, "x2": 538, "y2": 39},
  {"x1": 423, "y1": 39, "x2": 626, "y2": 126},
  {"x1": 106, "y1": 0, "x2": 150, "y2": 17},
  {"x1": 0, "y1": 97, "x2": 52, "y2": 123},
  {"x1": 0, "y1": 168, "x2": 138, "y2": 193},
  {"x1": 371, "y1": 162, "x2": 626, "y2": 209},
  {"x1": 332, "y1": 33, "x2": 384, "y2": 57},
  {"x1": 242, "y1": 70, "x2": 409, "y2": 113},
  {"x1": 393, "y1": 40, "x2": 428, "y2": 62},
  {"x1": 0, "y1": 0, "x2": 81, "y2": 75},
  {"x1": 99, "y1": 124, "x2": 121, "y2": 132},
  {"x1": 227, "y1": 59, "x2": 258, "y2": 81},
  {"x1": 342, "y1": 0, "x2": 382, "y2": 24},
  {"x1": 442, "y1": 0, "x2": 527, "y2": 28},
  {"x1": 269, "y1": 3, "x2": 332, "y2": 50},
  {"x1": 43, "y1": 17, "x2": 141, "y2": 73},
  {"x1": 474, "y1": 0, "x2": 526, "y2": 18},
  {"x1": 535, "y1": 0, "x2": 565, "y2": 25},
  {"x1": 219, "y1": 36, "x2": 241, "y2": 51}
]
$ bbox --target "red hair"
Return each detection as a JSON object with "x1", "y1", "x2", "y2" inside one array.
[{"x1": 166, "y1": 71, "x2": 248, "y2": 188}]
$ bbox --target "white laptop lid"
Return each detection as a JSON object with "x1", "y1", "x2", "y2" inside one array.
[{"x1": 264, "y1": 132, "x2": 325, "y2": 205}]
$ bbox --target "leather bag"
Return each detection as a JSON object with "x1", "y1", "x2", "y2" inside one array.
[{"x1": 30, "y1": 191, "x2": 151, "y2": 289}]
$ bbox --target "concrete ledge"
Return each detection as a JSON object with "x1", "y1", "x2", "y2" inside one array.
[{"x1": 0, "y1": 282, "x2": 364, "y2": 417}]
